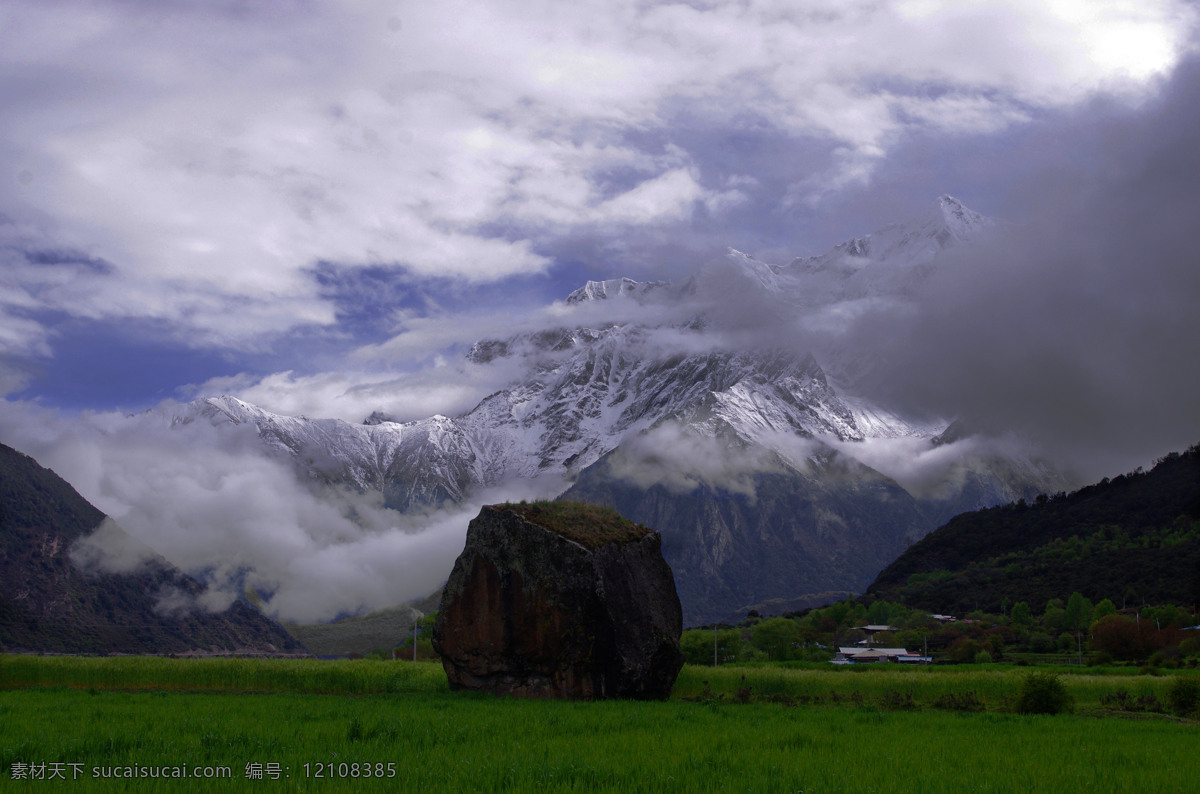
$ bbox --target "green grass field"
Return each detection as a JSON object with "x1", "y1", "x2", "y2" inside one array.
[{"x1": 2, "y1": 656, "x2": 1196, "y2": 792}]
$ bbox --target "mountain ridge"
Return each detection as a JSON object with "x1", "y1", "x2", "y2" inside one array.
[
  {"x1": 143, "y1": 196, "x2": 1064, "y2": 623},
  {"x1": 865, "y1": 443, "x2": 1200, "y2": 614},
  {"x1": 0, "y1": 442, "x2": 305, "y2": 655}
]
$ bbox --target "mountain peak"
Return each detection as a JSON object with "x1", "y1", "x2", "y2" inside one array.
[
  {"x1": 931, "y1": 194, "x2": 991, "y2": 242},
  {"x1": 565, "y1": 277, "x2": 669, "y2": 304}
]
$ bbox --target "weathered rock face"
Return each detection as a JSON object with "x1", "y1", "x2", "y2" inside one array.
[{"x1": 433, "y1": 502, "x2": 683, "y2": 699}]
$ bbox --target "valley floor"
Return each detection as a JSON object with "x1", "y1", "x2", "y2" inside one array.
[{"x1": 2, "y1": 657, "x2": 1196, "y2": 792}]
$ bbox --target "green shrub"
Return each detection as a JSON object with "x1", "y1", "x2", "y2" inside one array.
[
  {"x1": 1029, "y1": 633, "x2": 1055, "y2": 653},
  {"x1": 932, "y1": 691, "x2": 984, "y2": 712},
  {"x1": 879, "y1": 690, "x2": 918, "y2": 711},
  {"x1": 1100, "y1": 690, "x2": 1164, "y2": 713},
  {"x1": 1167, "y1": 677, "x2": 1200, "y2": 717},
  {"x1": 974, "y1": 650, "x2": 993, "y2": 664},
  {"x1": 1148, "y1": 649, "x2": 1180, "y2": 669},
  {"x1": 1017, "y1": 672, "x2": 1073, "y2": 715}
]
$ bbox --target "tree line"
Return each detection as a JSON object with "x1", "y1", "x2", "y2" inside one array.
[{"x1": 681, "y1": 593, "x2": 1198, "y2": 667}]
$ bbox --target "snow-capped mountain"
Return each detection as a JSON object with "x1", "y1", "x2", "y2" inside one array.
[
  {"x1": 565, "y1": 277, "x2": 670, "y2": 304},
  {"x1": 171, "y1": 395, "x2": 483, "y2": 511},
  {"x1": 703, "y1": 195, "x2": 995, "y2": 307},
  {"x1": 167, "y1": 196, "x2": 1062, "y2": 623}
]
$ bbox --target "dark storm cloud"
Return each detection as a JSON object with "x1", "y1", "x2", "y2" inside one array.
[{"x1": 856, "y1": 57, "x2": 1200, "y2": 480}]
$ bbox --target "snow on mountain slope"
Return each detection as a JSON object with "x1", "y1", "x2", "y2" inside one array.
[
  {"x1": 166, "y1": 195, "x2": 1023, "y2": 508},
  {"x1": 154, "y1": 195, "x2": 1062, "y2": 622},
  {"x1": 170, "y1": 395, "x2": 485, "y2": 510},
  {"x1": 786, "y1": 195, "x2": 995, "y2": 284},
  {"x1": 565, "y1": 277, "x2": 670, "y2": 304},
  {"x1": 711, "y1": 194, "x2": 1001, "y2": 328},
  {"x1": 171, "y1": 340, "x2": 913, "y2": 511}
]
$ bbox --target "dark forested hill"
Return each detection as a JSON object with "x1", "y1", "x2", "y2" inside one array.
[
  {"x1": 0, "y1": 443, "x2": 303, "y2": 655},
  {"x1": 866, "y1": 444, "x2": 1200, "y2": 614}
]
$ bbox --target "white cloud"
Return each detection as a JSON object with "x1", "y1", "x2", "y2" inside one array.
[
  {"x1": 0, "y1": 398, "x2": 489, "y2": 621},
  {"x1": 607, "y1": 421, "x2": 785, "y2": 499},
  {"x1": 193, "y1": 284, "x2": 710, "y2": 422},
  {"x1": 193, "y1": 363, "x2": 521, "y2": 425},
  {"x1": 818, "y1": 434, "x2": 991, "y2": 499},
  {"x1": 1, "y1": 0, "x2": 1193, "y2": 356}
]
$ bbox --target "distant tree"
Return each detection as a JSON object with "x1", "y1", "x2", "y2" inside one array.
[
  {"x1": 1156, "y1": 604, "x2": 1183, "y2": 629},
  {"x1": 984, "y1": 629, "x2": 1008, "y2": 658},
  {"x1": 827, "y1": 601, "x2": 850, "y2": 626},
  {"x1": 813, "y1": 611, "x2": 839, "y2": 633},
  {"x1": 1029, "y1": 633, "x2": 1055, "y2": 653},
  {"x1": 1090, "y1": 615, "x2": 1144, "y2": 661},
  {"x1": 949, "y1": 637, "x2": 984, "y2": 664},
  {"x1": 394, "y1": 611, "x2": 439, "y2": 660},
  {"x1": 1065, "y1": 592, "x2": 1094, "y2": 633},
  {"x1": 1042, "y1": 606, "x2": 1068, "y2": 634},
  {"x1": 680, "y1": 630, "x2": 716, "y2": 666},
  {"x1": 867, "y1": 600, "x2": 891, "y2": 625},
  {"x1": 1011, "y1": 601, "x2": 1033, "y2": 626},
  {"x1": 751, "y1": 617, "x2": 802, "y2": 661},
  {"x1": 1092, "y1": 599, "x2": 1117, "y2": 622},
  {"x1": 682, "y1": 628, "x2": 756, "y2": 665}
]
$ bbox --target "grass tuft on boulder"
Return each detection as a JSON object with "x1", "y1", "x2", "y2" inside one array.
[{"x1": 499, "y1": 501, "x2": 653, "y2": 551}]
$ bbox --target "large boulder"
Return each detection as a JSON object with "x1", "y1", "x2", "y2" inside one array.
[{"x1": 433, "y1": 502, "x2": 683, "y2": 699}]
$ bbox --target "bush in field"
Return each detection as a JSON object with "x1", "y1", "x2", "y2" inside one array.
[
  {"x1": 879, "y1": 690, "x2": 918, "y2": 711},
  {"x1": 1100, "y1": 690, "x2": 1164, "y2": 713},
  {"x1": 932, "y1": 691, "x2": 985, "y2": 712},
  {"x1": 1167, "y1": 677, "x2": 1200, "y2": 717},
  {"x1": 1017, "y1": 672, "x2": 1073, "y2": 715}
]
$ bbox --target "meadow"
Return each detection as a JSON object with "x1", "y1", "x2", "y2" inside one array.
[{"x1": 2, "y1": 655, "x2": 1197, "y2": 792}]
